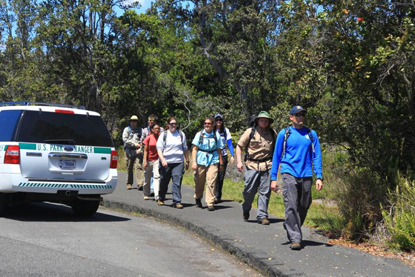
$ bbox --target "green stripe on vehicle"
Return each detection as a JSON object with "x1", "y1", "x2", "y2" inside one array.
[
  {"x1": 94, "y1": 147, "x2": 111, "y2": 154},
  {"x1": 19, "y1": 143, "x2": 37, "y2": 150}
]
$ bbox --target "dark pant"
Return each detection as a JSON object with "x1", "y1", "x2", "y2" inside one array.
[
  {"x1": 215, "y1": 155, "x2": 228, "y2": 200},
  {"x1": 159, "y1": 162, "x2": 184, "y2": 204},
  {"x1": 282, "y1": 173, "x2": 312, "y2": 243}
]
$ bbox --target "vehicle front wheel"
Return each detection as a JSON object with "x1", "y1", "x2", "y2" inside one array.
[
  {"x1": 0, "y1": 193, "x2": 7, "y2": 215},
  {"x1": 72, "y1": 199, "x2": 100, "y2": 217}
]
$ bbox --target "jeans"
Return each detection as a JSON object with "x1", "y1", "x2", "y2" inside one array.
[{"x1": 159, "y1": 162, "x2": 184, "y2": 204}]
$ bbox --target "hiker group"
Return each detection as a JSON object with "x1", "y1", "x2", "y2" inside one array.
[{"x1": 122, "y1": 106, "x2": 324, "y2": 250}]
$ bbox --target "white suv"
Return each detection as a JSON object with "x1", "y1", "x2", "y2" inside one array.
[{"x1": 0, "y1": 101, "x2": 118, "y2": 216}]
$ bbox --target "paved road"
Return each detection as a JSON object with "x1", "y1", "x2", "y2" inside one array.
[
  {"x1": 103, "y1": 172, "x2": 414, "y2": 276},
  {"x1": 0, "y1": 202, "x2": 261, "y2": 277}
]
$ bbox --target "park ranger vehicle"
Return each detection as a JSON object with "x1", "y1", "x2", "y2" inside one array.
[{"x1": 0, "y1": 101, "x2": 118, "y2": 216}]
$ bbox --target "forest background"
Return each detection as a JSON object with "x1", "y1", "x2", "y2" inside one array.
[{"x1": 0, "y1": 0, "x2": 414, "y2": 252}]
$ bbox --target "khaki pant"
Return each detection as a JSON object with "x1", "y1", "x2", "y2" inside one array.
[
  {"x1": 194, "y1": 164, "x2": 219, "y2": 206},
  {"x1": 126, "y1": 153, "x2": 144, "y2": 188}
]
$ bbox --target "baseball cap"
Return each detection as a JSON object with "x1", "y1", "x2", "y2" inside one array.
[{"x1": 289, "y1": 106, "x2": 307, "y2": 115}]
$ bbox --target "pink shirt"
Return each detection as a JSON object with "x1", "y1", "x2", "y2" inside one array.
[{"x1": 144, "y1": 134, "x2": 159, "y2": 161}]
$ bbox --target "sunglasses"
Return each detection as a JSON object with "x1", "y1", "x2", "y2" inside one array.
[
  {"x1": 204, "y1": 122, "x2": 212, "y2": 125},
  {"x1": 169, "y1": 122, "x2": 177, "y2": 126},
  {"x1": 215, "y1": 118, "x2": 223, "y2": 122},
  {"x1": 294, "y1": 113, "x2": 306, "y2": 117}
]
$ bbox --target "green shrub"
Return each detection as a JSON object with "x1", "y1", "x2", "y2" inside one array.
[{"x1": 382, "y1": 177, "x2": 415, "y2": 252}]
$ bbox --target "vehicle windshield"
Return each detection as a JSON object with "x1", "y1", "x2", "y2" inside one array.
[{"x1": 17, "y1": 110, "x2": 113, "y2": 147}]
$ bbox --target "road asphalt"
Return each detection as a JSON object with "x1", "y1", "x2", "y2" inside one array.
[{"x1": 102, "y1": 172, "x2": 413, "y2": 277}]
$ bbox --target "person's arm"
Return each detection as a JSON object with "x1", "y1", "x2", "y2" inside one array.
[
  {"x1": 236, "y1": 145, "x2": 244, "y2": 172},
  {"x1": 143, "y1": 143, "x2": 148, "y2": 169},
  {"x1": 184, "y1": 149, "x2": 190, "y2": 170},
  {"x1": 156, "y1": 132, "x2": 168, "y2": 167},
  {"x1": 191, "y1": 146, "x2": 198, "y2": 171},
  {"x1": 270, "y1": 130, "x2": 285, "y2": 192},
  {"x1": 225, "y1": 128, "x2": 235, "y2": 164},
  {"x1": 236, "y1": 129, "x2": 249, "y2": 173},
  {"x1": 311, "y1": 131, "x2": 324, "y2": 191},
  {"x1": 122, "y1": 127, "x2": 136, "y2": 148}
]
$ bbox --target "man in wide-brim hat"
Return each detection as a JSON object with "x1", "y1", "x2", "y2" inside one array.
[
  {"x1": 122, "y1": 115, "x2": 144, "y2": 190},
  {"x1": 236, "y1": 111, "x2": 277, "y2": 225}
]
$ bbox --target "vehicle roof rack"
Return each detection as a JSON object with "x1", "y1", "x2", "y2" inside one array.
[{"x1": 0, "y1": 101, "x2": 86, "y2": 110}]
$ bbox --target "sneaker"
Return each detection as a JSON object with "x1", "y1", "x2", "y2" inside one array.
[
  {"x1": 174, "y1": 203, "x2": 183, "y2": 209},
  {"x1": 243, "y1": 210, "x2": 250, "y2": 221},
  {"x1": 207, "y1": 206, "x2": 215, "y2": 211},
  {"x1": 195, "y1": 198, "x2": 202, "y2": 208},
  {"x1": 258, "y1": 218, "x2": 270, "y2": 225},
  {"x1": 126, "y1": 184, "x2": 133, "y2": 190},
  {"x1": 143, "y1": 196, "x2": 150, "y2": 200},
  {"x1": 157, "y1": 199, "x2": 164, "y2": 206},
  {"x1": 290, "y1": 242, "x2": 301, "y2": 250}
]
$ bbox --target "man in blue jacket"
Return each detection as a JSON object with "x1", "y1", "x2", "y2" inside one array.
[{"x1": 270, "y1": 106, "x2": 324, "y2": 250}]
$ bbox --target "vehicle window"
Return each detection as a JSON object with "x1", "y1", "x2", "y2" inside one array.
[
  {"x1": 17, "y1": 111, "x2": 113, "y2": 147},
  {"x1": 0, "y1": 110, "x2": 22, "y2": 141}
]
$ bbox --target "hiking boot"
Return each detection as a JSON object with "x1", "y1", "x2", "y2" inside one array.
[
  {"x1": 137, "y1": 185, "x2": 143, "y2": 191},
  {"x1": 174, "y1": 203, "x2": 183, "y2": 209},
  {"x1": 195, "y1": 198, "x2": 202, "y2": 208},
  {"x1": 243, "y1": 210, "x2": 250, "y2": 221},
  {"x1": 258, "y1": 218, "x2": 270, "y2": 225},
  {"x1": 290, "y1": 242, "x2": 301, "y2": 250},
  {"x1": 143, "y1": 196, "x2": 150, "y2": 200},
  {"x1": 157, "y1": 199, "x2": 164, "y2": 206},
  {"x1": 126, "y1": 184, "x2": 132, "y2": 190},
  {"x1": 207, "y1": 205, "x2": 215, "y2": 211},
  {"x1": 214, "y1": 198, "x2": 222, "y2": 204}
]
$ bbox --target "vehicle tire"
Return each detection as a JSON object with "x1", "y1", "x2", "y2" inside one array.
[
  {"x1": 72, "y1": 199, "x2": 100, "y2": 217},
  {"x1": 0, "y1": 193, "x2": 6, "y2": 215}
]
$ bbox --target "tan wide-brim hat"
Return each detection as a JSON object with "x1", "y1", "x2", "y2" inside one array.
[{"x1": 129, "y1": 115, "x2": 139, "y2": 121}]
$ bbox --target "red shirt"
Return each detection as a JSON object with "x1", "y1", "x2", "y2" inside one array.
[{"x1": 144, "y1": 134, "x2": 159, "y2": 161}]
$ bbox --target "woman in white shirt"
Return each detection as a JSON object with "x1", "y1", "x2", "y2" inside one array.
[{"x1": 156, "y1": 117, "x2": 189, "y2": 209}]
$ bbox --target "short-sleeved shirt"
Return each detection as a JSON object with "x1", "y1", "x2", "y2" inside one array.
[
  {"x1": 156, "y1": 130, "x2": 188, "y2": 164},
  {"x1": 192, "y1": 130, "x2": 224, "y2": 166},
  {"x1": 237, "y1": 127, "x2": 276, "y2": 171},
  {"x1": 143, "y1": 134, "x2": 159, "y2": 161}
]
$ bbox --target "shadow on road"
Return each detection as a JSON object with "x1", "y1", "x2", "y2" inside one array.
[{"x1": 3, "y1": 202, "x2": 131, "y2": 222}]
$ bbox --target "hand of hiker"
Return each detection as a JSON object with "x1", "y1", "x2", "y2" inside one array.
[
  {"x1": 230, "y1": 156, "x2": 235, "y2": 164},
  {"x1": 237, "y1": 162, "x2": 244, "y2": 172},
  {"x1": 316, "y1": 179, "x2": 323, "y2": 191},
  {"x1": 270, "y1": 180, "x2": 278, "y2": 192},
  {"x1": 192, "y1": 162, "x2": 197, "y2": 171}
]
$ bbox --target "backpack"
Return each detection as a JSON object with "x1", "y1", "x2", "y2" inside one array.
[
  {"x1": 196, "y1": 130, "x2": 218, "y2": 154},
  {"x1": 162, "y1": 130, "x2": 184, "y2": 149},
  {"x1": 281, "y1": 127, "x2": 315, "y2": 159},
  {"x1": 244, "y1": 125, "x2": 276, "y2": 162}
]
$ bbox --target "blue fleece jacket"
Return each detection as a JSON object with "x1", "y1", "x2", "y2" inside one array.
[{"x1": 270, "y1": 126, "x2": 323, "y2": 181}]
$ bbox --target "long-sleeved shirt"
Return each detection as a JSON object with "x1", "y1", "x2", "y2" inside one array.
[
  {"x1": 215, "y1": 127, "x2": 234, "y2": 157},
  {"x1": 270, "y1": 126, "x2": 323, "y2": 181}
]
